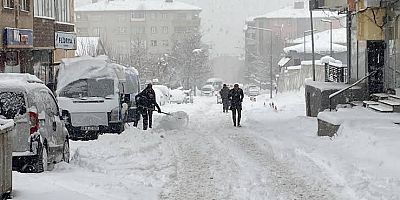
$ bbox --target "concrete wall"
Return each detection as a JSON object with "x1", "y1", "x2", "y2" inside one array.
[
  {"x1": 33, "y1": 17, "x2": 55, "y2": 48},
  {"x1": 305, "y1": 82, "x2": 368, "y2": 117}
]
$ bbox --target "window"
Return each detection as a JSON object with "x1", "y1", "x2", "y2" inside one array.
[
  {"x1": 21, "y1": 0, "x2": 30, "y2": 11},
  {"x1": 131, "y1": 11, "x2": 145, "y2": 21},
  {"x1": 76, "y1": 13, "x2": 88, "y2": 21},
  {"x1": 162, "y1": 40, "x2": 169, "y2": 47},
  {"x1": 93, "y1": 27, "x2": 101, "y2": 36},
  {"x1": 151, "y1": 40, "x2": 157, "y2": 47},
  {"x1": 55, "y1": 0, "x2": 71, "y2": 22},
  {"x1": 150, "y1": 13, "x2": 157, "y2": 19},
  {"x1": 162, "y1": 26, "x2": 169, "y2": 34},
  {"x1": 176, "y1": 13, "x2": 186, "y2": 20},
  {"x1": 161, "y1": 13, "x2": 168, "y2": 19},
  {"x1": 119, "y1": 27, "x2": 127, "y2": 34},
  {"x1": 34, "y1": 0, "x2": 55, "y2": 18},
  {"x1": 3, "y1": 0, "x2": 14, "y2": 8},
  {"x1": 174, "y1": 27, "x2": 186, "y2": 33},
  {"x1": 151, "y1": 27, "x2": 157, "y2": 34}
]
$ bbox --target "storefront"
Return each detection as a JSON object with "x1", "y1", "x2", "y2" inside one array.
[{"x1": 1, "y1": 28, "x2": 33, "y2": 73}]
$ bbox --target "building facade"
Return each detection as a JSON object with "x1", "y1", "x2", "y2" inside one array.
[
  {"x1": 0, "y1": 0, "x2": 34, "y2": 73},
  {"x1": 0, "y1": 0, "x2": 76, "y2": 87},
  {"x1": 75, "y1": 0, "x2": 201, "y2": 59}
]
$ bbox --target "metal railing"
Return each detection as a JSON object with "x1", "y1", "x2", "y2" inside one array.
[{"x1": 329, "y1": 71, "x2": 377, "y2": 111}]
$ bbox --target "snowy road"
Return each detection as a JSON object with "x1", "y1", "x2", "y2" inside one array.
[{"x1": 12, "y1": 92, "x2": 400, "y2": 200}]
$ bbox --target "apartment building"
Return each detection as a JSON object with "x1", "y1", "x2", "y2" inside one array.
[
  {"x1": 75, "y1": 0, "x2": 201, "y2": 57},
  {"x1": 0, "y1": 0, "x2": 76, "y2": 85},
  {"x1": 0, "y1": 0, "x2": 34, "y2": 73}
]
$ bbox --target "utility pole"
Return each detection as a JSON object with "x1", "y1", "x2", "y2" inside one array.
[
  {"x1": 310, "y1": 6, "x2": 316, "y2": 81},
  {"x1": 347, "y1": 8, "x2": 352, "y2": 83}
]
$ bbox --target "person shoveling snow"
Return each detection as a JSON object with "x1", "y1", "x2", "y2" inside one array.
[{"x1": 157, "y1": 111, "x2": 189, "y2": 130}]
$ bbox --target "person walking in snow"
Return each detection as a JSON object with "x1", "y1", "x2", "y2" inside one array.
[
  {"x1": 219, "y1": 84, "x2": 230, "y2": 113},
  {"x1": 228, "y1": 84, "x2": 244, "y2": 127},
  {"x1": 133, "y1": 83, "x2": 161, "y2": 130}
]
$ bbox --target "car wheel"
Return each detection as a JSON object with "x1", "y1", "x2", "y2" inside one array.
[{"x1": 62, "y1": 139, "x2": 70, "y2": 163}]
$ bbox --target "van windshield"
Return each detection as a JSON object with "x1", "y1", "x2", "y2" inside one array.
[
  {"x1": 59, "y1": 79, "x2": 114, "y2": 98},
  {"x1": 0, "y1": 92, "x2": 26, "y2": 119}
]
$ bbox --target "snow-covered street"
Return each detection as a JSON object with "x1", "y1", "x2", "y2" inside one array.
[{"x1": 12, "y1": 92, "x2": 400, "y2": 200}]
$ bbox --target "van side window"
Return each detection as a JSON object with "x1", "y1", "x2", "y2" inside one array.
[{"x1": 43, "y1": 91, "x2": 59, "y2": 116}]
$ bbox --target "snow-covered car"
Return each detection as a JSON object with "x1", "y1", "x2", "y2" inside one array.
[
  {"x1": 201, "y1": 85, "x2": 215, "y2": 96},
  {"x1": 248, "y1": 85, "x2": 260, "y2": 97},
  {"x1": 56, "y1": 56, "x2": 140, "y2": 140},
  {"x1": 0, "y1": 73, "x2": 70, "y2": 173},
  {"x1": 169, "y1": 89, "x2": 187, "y2": 104},
  {"x1": 153, "y1": 85, "x2": 170, "y2": 106}
]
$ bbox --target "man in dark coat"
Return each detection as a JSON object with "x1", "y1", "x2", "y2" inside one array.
[
  {"x1": 228, "y1": 84, "x2": 244, "y2": 127},
  {"x1": 133, "y1": 83, "x2": 161, "y2": 130},
  {"x1": 219, "y1": 84, "x2": 230, "y2": 113}
]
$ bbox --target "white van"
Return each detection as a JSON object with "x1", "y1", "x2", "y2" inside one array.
[{"x1": 56, "y1": 56, "x2": 140, "y2": 140}]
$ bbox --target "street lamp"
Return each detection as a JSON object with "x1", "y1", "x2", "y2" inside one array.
[
  {"x1": 321, "y1": 19, "x2": 333, "y2": 57},
  {"x1": 303, "y1": 29, "x2": 317, "y2": 61},
  {"x1": 247, "y1": 26, "x2": 273, "y2": 99}
]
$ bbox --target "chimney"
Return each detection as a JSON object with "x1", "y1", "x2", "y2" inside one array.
[
  {"x1": 165, "y1": 0, "x2": 173, "y2": 2},
  {"x1": 92, "y1": 0, "x2": 98, "y2": 3}
]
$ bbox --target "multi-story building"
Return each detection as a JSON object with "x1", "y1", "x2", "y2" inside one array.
[
  {"x1": 0, "y1": 0, "x2": 76, "y2": 86},
  {"x1": 33, "y1": 0, "x2": 76, "y2": 85},
  {"x1": 75, "y1": 0, "x2": 201, "y2": 58},
  {"x1": 0, "y1": 0, "x2": 34, "y2": 73},
  {"x1": 244, "y1": 0, "x2": 344, "y2": 84}
]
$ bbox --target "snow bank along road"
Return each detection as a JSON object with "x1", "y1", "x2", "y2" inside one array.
[{"x1": 13, "y1": 92, "x2": 400, "y2": 200}]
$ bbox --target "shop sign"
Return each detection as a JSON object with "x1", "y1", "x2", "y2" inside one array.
[
  {"x1": 55, "y1": 32, "x2": 77, "y2": 50},
  {"x1": 3, "y1": 28, "x2": 33, "y2": 48}
]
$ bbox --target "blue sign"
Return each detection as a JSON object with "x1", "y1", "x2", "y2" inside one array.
[{"x1": 3, "y1": 28, "x2": 33, "y2": 48}]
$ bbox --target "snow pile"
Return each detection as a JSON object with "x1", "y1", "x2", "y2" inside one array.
[
  {"x1": 157, "y1": 111, "x2": 189, "y2": 130},
  {"x1": 0, "y1": 118, "x2": 14, "y2": 131},
  {"x1": 284, "y1": 41, "x2": 347, "y2": 54},
  {"x1": 320, "y1": 56, "x2": 343, "y2": 67}
]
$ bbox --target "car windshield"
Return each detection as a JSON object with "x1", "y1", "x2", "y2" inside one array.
[
  {"x1": 59, "y1": 78, "x2": 114, "y2": 98},
  {"x1": 0, "y1": 91, "x2": 26, "y2": 119}
]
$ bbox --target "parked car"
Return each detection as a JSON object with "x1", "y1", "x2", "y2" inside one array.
[
  {"x1": 0, "y1": 73, "x2": 70, "y2": 173},
  {"x1": 56, "y1": 56, "x2": 140, "y2": 140},
  {"x1": 201, "y1": 85, "x2": 215, "y2": 96},
  {"x1": 153, "y1": 85, "x2": 170, "y2": 106},
  {"x1": 248, "y1": 85, "x2": 260, "y2": 97},
  {"x1": 170, "y1": 88, "x2": 187, "y2": 104},
  {"x1": 205, "y1": 78, "x2": 224, "y2": 91}
]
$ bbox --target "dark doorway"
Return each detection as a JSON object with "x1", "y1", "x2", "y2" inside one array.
[{"x1": 367, "y1": 40, "x2": 385, "y2": 95}]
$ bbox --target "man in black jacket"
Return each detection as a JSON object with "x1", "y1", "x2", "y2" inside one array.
[
  {"x1": 134, "y1": 83, "x2": 161, "y2": 130},
  {"x1": 219, "y1": 84, "x2": 230, "y2": 113},
  {"x1": 228, "y1": 84, "x2": 244, "y2": 127}
]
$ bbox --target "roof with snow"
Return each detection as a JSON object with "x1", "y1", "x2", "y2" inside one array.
[
  {"x1": 284, "y1": 41, "x2": 346, "y2": 54},
  {"x1": 75, "y1": 0, "x2": 202, "y2": 12},
  {"x1": 252, "y1": 1, "x2": 343, "y2": 20},
  {"x1": 290, "y1": 28, "x2": 347, "y2": 44}
]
